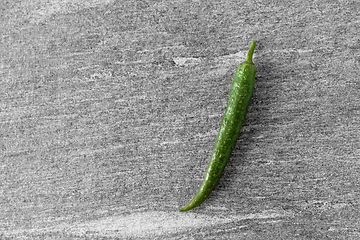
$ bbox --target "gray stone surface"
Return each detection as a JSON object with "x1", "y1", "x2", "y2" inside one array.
[{"x1": 1, "y1": 0, "x2": 359, "y2": 239}]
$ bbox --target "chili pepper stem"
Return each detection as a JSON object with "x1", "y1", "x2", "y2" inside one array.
[{"x1": 245, "y1": 40, "x2": 256, "y2": 64}]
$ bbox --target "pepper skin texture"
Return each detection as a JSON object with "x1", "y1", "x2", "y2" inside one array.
[{"x1": 179, "y1": 41, "x2": 257, "y2": 212}]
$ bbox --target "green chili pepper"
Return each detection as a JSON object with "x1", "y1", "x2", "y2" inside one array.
[{"x1": 179, "y1": 41, "x2": 257, "y2": 212}]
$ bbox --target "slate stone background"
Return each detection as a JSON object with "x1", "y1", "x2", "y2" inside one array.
[{"x1": 1, "y1": 0, "x2": 359, "y2": 239}]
